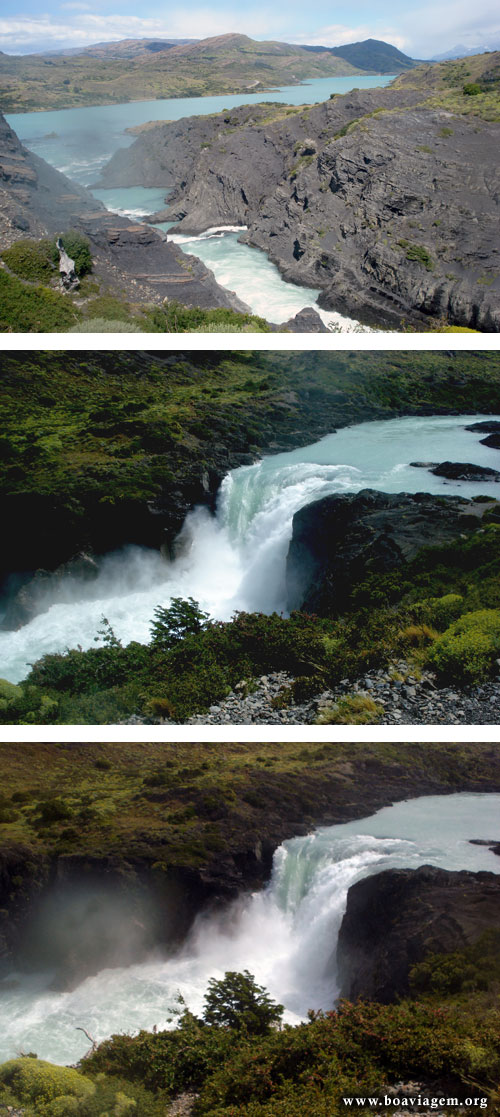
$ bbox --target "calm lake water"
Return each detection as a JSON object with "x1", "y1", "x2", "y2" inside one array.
[{"x1": 6, "y1": 74, "x2": 394, "y2": 185}]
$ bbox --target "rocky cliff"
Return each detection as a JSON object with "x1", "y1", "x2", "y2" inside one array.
[
  {"x1": 337, "y1": 864, "x2": 500, "y2": 1002},
  {"x1": 98, "y1": 55, "x2": 500, "y2": 329},
  {"x1": 286, "y1": 489, "x2": 499, "y2": 615},
  {"x1": 0, "y1": 112, "x2": 243, "y2": 311}
]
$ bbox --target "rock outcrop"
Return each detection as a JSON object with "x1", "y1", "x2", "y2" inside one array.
[
  {"x1": 98, "y1": 58, "x2": 500, "y2": 330},
  {"x1": 337, "y1": 865, "x2": 500, "y2": 1002},
  {"x1": 0, "y1": 111, "x2": 244, "y2": 311},
  {"x1": 286, "y1": 490, "x2": 499, "y2": 615}
]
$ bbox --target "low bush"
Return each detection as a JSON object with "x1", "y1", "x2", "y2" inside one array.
[
  {"x1": 427, "y1": 608, "x2": 500, "y2": 684},
  {"x1": 1, "y1": 238, "x2": 56, "y2": 282},
  {"x1": 0, "y1": 270, "x2": 79, "y2": 331}
]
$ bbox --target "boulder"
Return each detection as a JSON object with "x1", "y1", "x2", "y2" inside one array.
[
  {"x1": 337, "y1": 864, "x2": 500, "y2": 1002},
  {"x1": 430, "y1": 461, "x2": 500, "y2": 480},
  {"x1": 286, "y1": 489, "x2": 495, "y2": 616}
]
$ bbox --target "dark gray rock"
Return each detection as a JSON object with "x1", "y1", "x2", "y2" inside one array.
[
  {"x1": 430, "y1": 461, "x2": 500, "y2": 480},
  {"x1": 337, "y1": 865, "x2": 500, "y2": 1002},
  {"x1": 282, "y1": 307, "x2": 329, "y2": 332},
  {"x1": 286, "y1": 489, "x2": 495, "y2": 616},
  {"x1": 0, "y1": 111, "x2": 244, "y2": 313},
  {"x1": 98, "y1": 85, "x2": 500, "y2": 330},
  {"x1": 465, "y1": 421, "x2": 500, "y2": 433}
]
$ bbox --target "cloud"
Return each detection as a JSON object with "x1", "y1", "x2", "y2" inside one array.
[
  {"x1": 288, "y1": 22, "x2": 408, "y2": 50},
  {"x1": 0, "y1": 7, "x2": 285, "y2": 52},
  {"x1": 397, "y1": 0, "x2": 500, "y2": 56}
]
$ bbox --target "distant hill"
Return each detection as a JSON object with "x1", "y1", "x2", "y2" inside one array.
[
  {"x1": 302, "y1": 38, "x2": 421, "y2": 73},
  {"x1": 0, "y1": 32, "x2": 362, "y2": 112},
  {"x1": 40, "y1": 38, "x2": 197, "y2": 59},
  {"x1": 432, "y1": 42, "x2": 500, "y2": 61}
]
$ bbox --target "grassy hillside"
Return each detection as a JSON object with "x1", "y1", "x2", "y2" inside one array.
[
  {"x1": 0, "y1": 740, "x2": 498, "y2": 874},
  {"x1": 0, "y1": 34, "x2": 359, "y2": 113},
  {"x1": 395, "y1": 50, "x2": 500, "y2": 120}
]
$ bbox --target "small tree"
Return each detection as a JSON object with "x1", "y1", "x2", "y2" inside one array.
[
  {"x1": 150, "y1": 597, "x2": 210, "y2": 650},
  {"x1": 202, "y1": 970, "x2": 284, "y2": 1035}
]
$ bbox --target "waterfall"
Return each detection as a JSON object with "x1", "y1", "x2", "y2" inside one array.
[
  {"x1": 1, "y1": 793, "x2": 499, "y2": 1065},
  {"x1": 1, "y1": 413, "x2": 499, "y2": 683}
]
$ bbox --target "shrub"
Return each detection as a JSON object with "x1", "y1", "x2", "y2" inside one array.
[
  {"x1": 404, "y1": 243, "x2": 434, "y2": 270},
  {"x1": 2, "y1": 238, "x2": 56, "y2": 282},
  {"x1": 427, "y1": 608, "x2": 500, "y2": 683},
  {"x1": 70, "y1": 319, "x2": 142, "y2": 332},
  {"x1": 463, "y1": 82, "x2": 481, "y2": 95},
  {"x1": 0, "y1": 678, "x2": 24, "y2": 712},
  {"x1": 0, "y1": 270, "x2": 78, "y2": 331},
  {"x1": 316, "y1": 695, "x2": 383, "y2": 725},
  {"x1": 412, "y1": 593, "x2": 465, "y2": 630},
  {"x1": 202, "y1": 971, "x2": 284, "y2": 1035},
  {"x1": 0, "y1": 1058, "x2": 94, "y2": 1115}
]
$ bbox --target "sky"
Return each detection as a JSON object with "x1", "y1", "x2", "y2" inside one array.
[{"x1": 0, "y1": 0, "x2": 499, "y2": 59}]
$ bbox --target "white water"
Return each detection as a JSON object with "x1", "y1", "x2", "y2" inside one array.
[
  {"x1": 166, "y1": 226, "x2": 368, "y2": 329},
  {"x1": 1, "y1": 413, "x2": 499, "y2": 684},
  {"x1": 90, "y1": 184, "x2": 171, "y2": 219},
  {"x1": 1, "y1": 792, "x2": 499, "y2": 1064}
]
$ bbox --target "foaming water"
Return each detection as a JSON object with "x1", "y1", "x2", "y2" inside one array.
[
  {"x1": 1, "y1": 793, "x2": 498, "y2": 1064},
  {"x1": 167, "y1": 227, "x2": 367, "y2": 328},
  {"x1": 2, "y1": 413, "x2": 500, "y2": 683}
]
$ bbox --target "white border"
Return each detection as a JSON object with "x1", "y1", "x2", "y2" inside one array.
[{"x1": 1, "y1": 332, "x2": 500, "y2": 352}]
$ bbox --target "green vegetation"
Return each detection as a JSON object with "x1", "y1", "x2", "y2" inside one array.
[
  {"x1": 397, "y1": 240, "x2": 434, "y2": 270},
  {"x1": 3, "y1": 519, "x2": 500, "y2": 724},
  {"x1": 202, "y1": 971, "x2": 283, "y2": 1035},
  {"x1": 0, "y1": 1056, "x2": 164, "y2": 1116},
  {"x1": 428, "y1": 608, "x2": 500, "y2": 684},
  {"x1": 316, "y1": 695, "x2": 383, "y2": 724},
  {"x1": 0, "y1": 269, "x2": 79, "y2": 331},
  {"x1": 4, "y1": 947, "x2": 495, "y2": 1117},
  {"x1": 0, "y1": 245, "x2": 272, "y2": 333},
  {"x1": 1, "y1": 238, "x2": 57, "y2": 282},
  {"x1": 0, "y1": 741, "x2": 494, "y2": 869},
  {"x1": 80, "y1": 992, "x2": 500, "y2": 1116},
  {"x1": 395, "y1": 51, "x2": 500, "y2": 121},
  {"x1": 2, "y1": 231, "x2": 92, "y2": 282}
]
